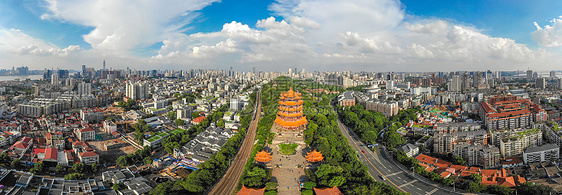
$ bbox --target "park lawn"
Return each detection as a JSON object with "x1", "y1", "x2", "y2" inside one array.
[{"x1": 279, "y1": 143, "x2": 298, "y2": 155}]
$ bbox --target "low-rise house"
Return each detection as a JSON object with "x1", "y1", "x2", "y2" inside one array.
[
  {"x1": 75, "y1": 126, "x2": 95, "y2": 141},
  {"x1": 395, "y1": 143, "x2": 419, "y2": 157}
]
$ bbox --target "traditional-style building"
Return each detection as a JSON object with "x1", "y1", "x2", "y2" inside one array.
[
  {"x1": 254, "y1": 150, "x2": 272, "y2": 163},
  {"x1": 274, "y1": 87, "x2": 308, "y2": 131}
]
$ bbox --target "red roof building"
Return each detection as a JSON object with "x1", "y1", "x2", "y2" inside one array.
[
  {"x1": 314, "y1": 186, "x2": 343, "y2": 195},
  {"x1": 237, "y1": 185, "x2": 265, "y2": 195},
  {"x1": 44, "y1": 147, "x2": 57, "y2": 161}
]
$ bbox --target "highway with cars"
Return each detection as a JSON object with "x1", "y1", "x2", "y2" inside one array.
[{"x1": 336, "y1": 119, "x2": 461, "y2": 195}]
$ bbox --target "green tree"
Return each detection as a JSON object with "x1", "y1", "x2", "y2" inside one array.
[
  {"x1": 466, "y1": 182, "x2": 483, "y2": 193},
  {"x1": 113, "y1": 183, "x2": 127, "y2": 191},
  {"x1": 167, "y1": 111, "x2": 176, "y2": 120},
  {"x1": 0, "y1": 153, "x2": 10, "y2": 164},
  {"x1": 72, "y1": 163, "x2": 86, "y2": 173},
  {"x1": 328, "y1": 176, "x2": 346, "y2": 187},
  {"x1": 217, "y1": 119, "x2": 225, "y2": 128},
  {"x1": 175, "y1": 119, "x2": 185, "y2": 126},
  {"x1": 302, "y1": 181, "x2": 316, "y2": 190},
  {"x1": 64, "y1": 173, "x2": 85, "y2": 180},
  {"x1": 90, "y1": 163, "x2": 99, "y2": 173},
  {"x1": 11, "y1": 159, "x2": 20, "y2": 169},
  {"x1": 192, "y1": 112, "x2": 200, "y2": 119},
  {"x1": 117, "y1": 156, "x2": 128, "y2": 167},
  {"x1": 383, "y1": 130, "x2": 405, "y2": 148},
  {"x1": 144, "y1": 157, "x2": 153, "y2": 165},
  {"x1": 55, "y1": 165, "x2": 65, "y2": 174},
  {"x1": 150, "y1": 180, "x2": 174, "y2": 195},
  {"x1": 242, "y1": 167, "x2": 268, "y2": 187},
  {"x1": 301, "y1": 189, "x2": 313, "y2": 195},
  {"x1": 516, "y1": 182, "x2": 556, "y2": 195},
  {"x1": 362, "y1": 131, "x2": 377, "y2": 144}
]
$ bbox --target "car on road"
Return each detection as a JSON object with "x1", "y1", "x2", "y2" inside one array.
[
  {"x1": 362, "y1": 150, "x2": 365, "y2": 153},
  {"x1": 379, "y1": 175, "x2": 386, "y2": 180}
]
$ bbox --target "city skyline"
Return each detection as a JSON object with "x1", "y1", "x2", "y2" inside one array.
[{"x1": 2, "y1": 0, "x2": 562, "y2": 71}]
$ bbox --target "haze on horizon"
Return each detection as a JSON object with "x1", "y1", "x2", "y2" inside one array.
[{"x1": 2, "y1": 0, "x2": 562, "y2": 72}]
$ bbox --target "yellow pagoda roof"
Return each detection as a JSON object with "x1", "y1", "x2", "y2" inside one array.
[
  {"x1": 306, "y1": 149, "x2": 324, "y2": 162},
  {"x1": 254, "y1": 150, "x2": 272, "y2": 163},
  {"x1": 280, "y1": 87, "x2": 302, "y2": 98},
  {"x1": 274, "y1": 116, "x2": 308, "y2": 127},
  {"x1": 279, "y1": 106, "x2": 303, "y2": 111},
  {"x1": 279, "y1": 100, "x2": 304, "y2": 106},
  {"x1": 278, "y1": 111, "x2": 303, "y2": 117}
]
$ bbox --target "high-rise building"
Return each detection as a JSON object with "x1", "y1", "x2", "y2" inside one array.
[
  {"x1": 550, "y1": 71, "x2": 557, "y2": 79},
  {"x1": 57, "y1": 69, "x2": 69, "y2": 79},
  {"x1": 447, "y1": 75, "x2": 462, "y2": 91},
  {"x1": 126, "y1": 82, "x2": 149, "y2": 100},
  {"x1": 103, "y1": 60, "x2": 106, "y2": 70},
  {"x1": 527, "y1": 70, "x2": 533, "y2": 82},
  {"x1": 51, "y1": 73, "x2": 59, "y2": 85},
  {"x1": 462, "y1": 73, "x2": 471, "y2": 91},
  {"x1": 536, "y1": 77, "x2": 546, "y2": 89},
  {"x1": 473, "y1": 71, "x2": 482, "y2": 87},
  {"x1": 78, "y1": 82, "x2": 92, "y2": 96}
]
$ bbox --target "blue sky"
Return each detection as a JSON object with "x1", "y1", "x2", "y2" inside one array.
[{"x1": 1, "y1": 0, "x2": 562, "y2": 71}]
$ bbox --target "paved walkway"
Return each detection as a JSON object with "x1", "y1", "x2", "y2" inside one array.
[{"x1": 270, "y1": 126, "x2": 307, "y2": 195}]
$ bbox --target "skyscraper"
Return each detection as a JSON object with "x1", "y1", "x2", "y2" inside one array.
[
  {"x1": 527, "y1": 70, "x2": 533, "y2": 82},
  {"x1": 462, "y1": 73, "x2": 471, "y2": 91},
  {"x1": 551, "y1": 71, "x2": 557, "y2": 79},
  {"x1": 103, "y1": 60, "x2": 106, "y2": 70},
  {"x1": 473, "y1": 71, "x2": 482, "y2": 87}
]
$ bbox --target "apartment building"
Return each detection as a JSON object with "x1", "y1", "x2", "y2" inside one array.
[
  {"x1": 337, "y1": 91, "x2": 356, "y2": 106},
  {"x1": 479, "y1": 96, "x2": 547, "y2": 130},
  {"x1": 435, "y1": 122, "x2": 481, "y2": 134},
  {"x1": 433, "y1": 130, "x2": 488, "y2": 154},
  {"x1": 453, "y1": 144, "x2": 501, "y2": 169},
  {"x1": 522, "y1": 144, "x2": 559, "y2": 164},
  {"x1": 493, "y1": 128, "x2": 542, "y2": 157}
]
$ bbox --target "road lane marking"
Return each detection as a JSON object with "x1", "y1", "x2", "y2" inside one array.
[
  {"x1": 399, "y1": 180, "x2": 417, "y2": 188},
  {"x1": 427, "y1": 188, "x2": 438, "y2": 195},
  {"x1": 337, "y1": 121, "x2": 408, "y2": 193},
  {"x1": 388, "y1": 171, "x2": 400, "y2": 176}
]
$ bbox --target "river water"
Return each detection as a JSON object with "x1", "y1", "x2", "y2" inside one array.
[{"x1": 0, "y1": 75, "x2": 43, "y2": 81}]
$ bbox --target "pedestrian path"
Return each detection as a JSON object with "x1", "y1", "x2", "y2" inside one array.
[{"x1": 270, "y1": 126, "x2": 307, "y2": 195}]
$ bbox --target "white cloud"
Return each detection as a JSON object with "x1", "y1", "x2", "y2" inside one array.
[
  {"x1": 532, "y1": 17, "x2": 562, "y2": 47},
  {"x1": 41, "y1": 0, "x2": 218, "y2": 53},
  {"x1": 270, "y1": 0, "x2": 404, "y2": 38},
  {"x1": 0, "y1": 29, "x2": 81, "y2": 57},
  {"x1": 1, "y1": 0, "x2": 558, "y2": 71}
]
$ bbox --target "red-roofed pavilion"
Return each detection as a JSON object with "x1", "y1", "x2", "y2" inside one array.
[
  {"x1": 306, "y1": 149, "x2": 324, "y2": 163},
  {"x1": 254, "y1": 150, "x2": 272, "y2": 163}
]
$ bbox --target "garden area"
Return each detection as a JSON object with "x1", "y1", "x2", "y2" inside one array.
[{"x1": 278, "y1": 143, "x2": 298, "y2": 155}]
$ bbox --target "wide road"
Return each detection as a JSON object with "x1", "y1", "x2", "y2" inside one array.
[
  {"x1": 208, "y1": 89, "x2": 262, "y2": 195},
  {"x1": 336, "y1": 119, "x2": 462, "y2": 195}
]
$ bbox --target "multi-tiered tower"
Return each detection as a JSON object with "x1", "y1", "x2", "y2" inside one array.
[{"x1": 274, "y1": 87, "x2": 308, "y2": 131}]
